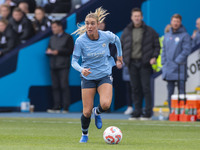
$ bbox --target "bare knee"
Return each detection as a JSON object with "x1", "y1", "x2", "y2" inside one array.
[
  {"x1": 83, "y1": 110, "x2": 92, "y2": 118},
  {"x1": 101, "y1": 102, "x2": 110, "y2": 111}
]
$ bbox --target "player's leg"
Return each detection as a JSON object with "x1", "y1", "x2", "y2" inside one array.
[
  {"x1": 80, "y1": 87, "x2": 96, "y2": 143},
  {"x1": 97, "y1": 83, "x2": 112, "y2": 112},
  {"x1": 93, "y1": 77, "x2": 112, "y2": 129}
]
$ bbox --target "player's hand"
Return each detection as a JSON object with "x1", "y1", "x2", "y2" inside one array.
[
  {"x1": 116, "y1": 60, "x2": 123, "y2": 69},
  {"x1": 116, "y1": 56, "x2": 123, "y2": 69},
  {"x1": 117, "y1": 56, "x2": 123, "y2": 64},
  {"x1": 82, "y1": 68, "x2": 91, "y2": 76}
]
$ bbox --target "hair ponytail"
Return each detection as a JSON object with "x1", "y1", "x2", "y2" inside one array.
[{"x1": 72, "y1": 7, "x2": 109, "y2": 36}]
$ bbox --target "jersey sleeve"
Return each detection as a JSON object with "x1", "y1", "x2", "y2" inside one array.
[
  {"x1": 71, "y1": 40, "x2": 84, "y2": 73},
  {"x1": 106, "y1": 31, "x2": 122, "y2": 57}
]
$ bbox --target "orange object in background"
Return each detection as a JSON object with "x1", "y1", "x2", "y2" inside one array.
[
  {"x1": 169, "y1": 103, "x2": 180, "y2": 121},
  {"x1": 169, "y1": 94, "x2": 200, "y2": 122},
  {"x1": 197, "y1": 109, "x2": 200, "y2": 120}
]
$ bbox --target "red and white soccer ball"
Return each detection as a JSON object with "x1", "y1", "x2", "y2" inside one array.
[{"x1": 103, "y1": 126, "x2": 122, "y2": 144}]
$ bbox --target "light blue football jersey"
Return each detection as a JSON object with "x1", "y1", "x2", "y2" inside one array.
[{"x1": 72, "y1": 30, "x2": 122, "y2": 80}]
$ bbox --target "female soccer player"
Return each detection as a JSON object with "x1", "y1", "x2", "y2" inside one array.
[{"x1": 71, "y1": 7, "x2": 123, "y2": 143}]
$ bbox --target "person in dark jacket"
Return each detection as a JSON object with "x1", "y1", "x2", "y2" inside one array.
[
  {"x1": 44, "y1": 0, "x2": 71, "y2": 13},
  {"x1": 46, "y1": 20, "x2": 74, "y2": 113},
  {"x1": 9, "y1": 7, "x2": 34, "y2": 43},
  {"x1": 120, "y1": 8, "x2": 160, "y2": 120},
  {"x1": 33, "y1": 7, "x2": 51, "y2": 33},
  {"x1": 6, "y1": 0, "x2": 36, "y2": 13},
  {"x1": 0, "y1": 19, "x2": 19, "y2": 56},
  {"x1": 162, "y1": 14, "x2": 191, "y2": 110}
]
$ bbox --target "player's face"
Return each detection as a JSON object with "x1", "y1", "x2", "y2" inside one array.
[
  {"x1": 85, "y1": 17, "x2": 98, "y2": 36},
  {"x1": 171, "y1": 18, "x2": 181, "y2": 31},
  {"x1": 131, "y1": 11, "x2": 143, "y2": 26}
]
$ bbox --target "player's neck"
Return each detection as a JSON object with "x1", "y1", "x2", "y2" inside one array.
[{"x1": 87, "y1": 31, "x2": 99, "y2": 40}]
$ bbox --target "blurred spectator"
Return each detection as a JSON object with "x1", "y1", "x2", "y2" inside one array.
[
  {"x1": 46, "y1": 20, "x2": 74, "y2": 113},
  {"x1": 44, "y1": 0, "x2": 71, "y2": 14},
  {"x1": 70, "y1": 0, "x2": 91, "y2": 13},
  {"x1": 9, "y1": 7, "x2": 34, "y2": 43},
  {"x1": 33, "y1": 6, "x2": 51, "y2": 33},
  {"x1": 81, "y1": 0, "x2": 90, "y2": 4},
  {"x1": 161, "y1": 14, "x2": 191, "y2": 110},
  {"x1": 18, "y1": 1, "x2": 29, "y2": 14},
  {"x1": 0, "y1": 4, "x2": 11, "y2": 20},
  {"x1": 4, "y1": 0, "x2": 16, "y2": 6},
  {"x1": 191, "y1": 29, "x2": 197, "y2": 39},
  {"x1": 35, "y1": 0, "x2": 48, "y2": 7},
  {"x1": 0, "y1": 19, "x2": 19, "y2": 56},
  {"x1": 98, "y1": 21, "x2": 105, "y2": 31},
  {"x1": 122, "y1": 66, "x2": 133, "y2": 115},
  {"x1": 70, "y1": 0, "x2": 81, "y2": 12},
  {"x1": 152, "y1": 24, "x2": 171, "y2": 72},
  {"x1": 4, "y1": 0, "x2": 36, "y2": 13},
  {"x1": 0, "y1": 0, "x2": 6, "y2": 5},
  {"x1": 121, "y1": 8, "x2": 160, "y2": 120},
  {"x1": 192, "y1": 18, "x2": 200, "y2": 48}
]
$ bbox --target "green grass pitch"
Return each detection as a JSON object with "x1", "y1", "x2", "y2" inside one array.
[{"x1": 0, "y1": 117, "x2": 200, "y2": 150}]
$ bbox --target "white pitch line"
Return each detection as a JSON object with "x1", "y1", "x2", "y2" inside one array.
[
  {"x1": 161, "y1": 139, "x2": 200, "y2": 141},
  {"x1": 131, "y1": 123, "x2": 200, "y2": 127},
  {"x1": 1, "y1": 119, "x2": 200, "y2": 127}
]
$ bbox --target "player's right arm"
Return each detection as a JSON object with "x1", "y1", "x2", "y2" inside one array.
[
  {"x1": 71, "y1": 39, "x2": 84, "y2": 72},
  {"x1": 71, "y1": 40, "x2": 91, "y2": 76}
]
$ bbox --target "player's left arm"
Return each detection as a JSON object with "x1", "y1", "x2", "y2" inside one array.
[
  {"x1": 107, "y1": 31, "x2": 123, "y2": 65},
  {"x1": 113, "y1": 34, "x2": 123, "y2": 69}
]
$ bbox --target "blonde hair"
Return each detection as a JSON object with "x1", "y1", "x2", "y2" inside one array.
[{"x1": 72, "y1": 7, "x2": 109, "y2": 36}]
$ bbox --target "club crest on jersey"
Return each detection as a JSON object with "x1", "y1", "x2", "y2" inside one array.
[{"x1": 102, "y1": 43, "x2": 106, "y2": 47}]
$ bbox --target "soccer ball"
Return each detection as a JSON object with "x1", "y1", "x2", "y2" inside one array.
[{"x1": 103, "y1": 126, "x2": 122, "y2": 144}]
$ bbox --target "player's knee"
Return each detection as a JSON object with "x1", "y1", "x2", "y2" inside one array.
[
  {"x1": 83, "y1": 111, "x2": 92, "y2": 118},
  {"x1": 101, "y1": 102, "x2": 110, "y2": 111}
]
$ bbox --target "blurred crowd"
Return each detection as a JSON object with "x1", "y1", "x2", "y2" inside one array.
[{"x1": 0, "y1": 0, "x2": 91, "y2": 56}]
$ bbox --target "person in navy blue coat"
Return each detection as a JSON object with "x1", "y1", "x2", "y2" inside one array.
[{"x1": 161, "y1": 14, "x2": 191, "y2": 110}]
